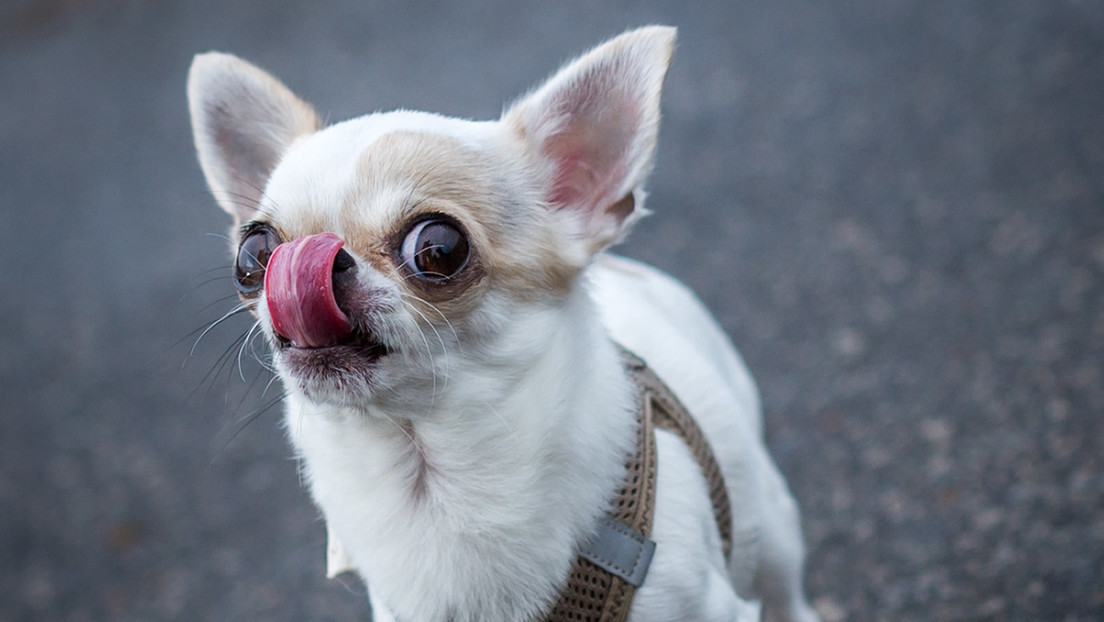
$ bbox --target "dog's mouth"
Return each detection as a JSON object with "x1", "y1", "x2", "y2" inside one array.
[
  {"x1": 274, "y1": 329, "x2": 392, "y2": 391},
  {"x1": 274, "y1": 327, "x2": 390, "y2": 361}
]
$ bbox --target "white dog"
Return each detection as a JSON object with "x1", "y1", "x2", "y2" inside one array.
[{"x1": 188, "y1": 26, "x2": 818, "y2": 622}]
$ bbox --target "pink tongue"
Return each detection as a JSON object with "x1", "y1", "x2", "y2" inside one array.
[{"x1": 264, "y1": 233, "x2": 353, "y2": 348}]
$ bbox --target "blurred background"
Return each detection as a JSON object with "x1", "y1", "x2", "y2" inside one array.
[{"x1": 2, "y1": 0, "x2": 1102, "y2": 620}]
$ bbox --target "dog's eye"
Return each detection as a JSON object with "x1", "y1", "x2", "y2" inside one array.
[
  {"x1": 401, "y1": 218, "x2": 470, "y2": 281},
  {"x1": 235, "y1": 225, "x2": 280, "y2": 296}
]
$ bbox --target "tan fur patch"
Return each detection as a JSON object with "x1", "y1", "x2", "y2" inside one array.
[{"x1": 341, "y1": 131, "x2": 579, "y2": 320}]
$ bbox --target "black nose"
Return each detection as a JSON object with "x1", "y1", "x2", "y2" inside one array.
[
  {"x1": 330, "y1": 247, "x2": 360, "y2": 321},
  {"x1": 332, "y1": 248, "x2": 356, "y2": 273}
]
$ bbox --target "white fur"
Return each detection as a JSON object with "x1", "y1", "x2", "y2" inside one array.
[{"x1": 188, "y1": 26, "x2": 818, "y2": 622}]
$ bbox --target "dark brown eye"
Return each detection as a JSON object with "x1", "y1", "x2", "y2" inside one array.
[
  {"x1": 235, "y1": 225, "x2": 280, "y2": 295},
  {"x1": 401, "y1": 218, "x2": 470, "y2": 281}
]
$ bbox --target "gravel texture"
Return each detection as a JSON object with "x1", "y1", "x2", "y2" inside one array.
[{"x1": 2, "y1": 1, "x2": 1101, "y2": 620}]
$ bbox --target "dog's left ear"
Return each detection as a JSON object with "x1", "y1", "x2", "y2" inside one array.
[
  {"x1": 188, "y1": 53, "x2": 321, "y2": 225},
  {"x1": 503, "y1": 26, "x2": 676, "y2": 253}
]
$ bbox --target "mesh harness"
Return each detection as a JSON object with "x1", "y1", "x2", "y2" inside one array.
[{"x1": 539, "y1": 346, "x2": 734, "y2": 622}]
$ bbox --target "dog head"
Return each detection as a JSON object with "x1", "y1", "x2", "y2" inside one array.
[{"x1": 187, "y1": 27, "x2": 675, "y2": 415}]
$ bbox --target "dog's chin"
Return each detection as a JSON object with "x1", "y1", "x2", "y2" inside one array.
[{"x1": 274, "y1": 331, "x2": 392, "y2": 405}]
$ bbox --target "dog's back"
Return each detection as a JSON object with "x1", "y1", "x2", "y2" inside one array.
[{"x1": 590, "y1": 254, "x2": 818, "y2": 622}]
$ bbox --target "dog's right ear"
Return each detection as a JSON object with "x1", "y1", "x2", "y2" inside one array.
[
  {"x1": 187, "y1": 53, "x2": 321, "y2": 224},
  {"x1": 501, "y1": 26, "x2": 675, "y2": 255}
]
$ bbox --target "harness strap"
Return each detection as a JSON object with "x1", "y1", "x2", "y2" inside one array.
[
  {"x1": 540, "y1": 346, "x2": 733, "y2": 622},
  {"x1": 624, "y1": 349, "x2": 734, "y2": 558}
]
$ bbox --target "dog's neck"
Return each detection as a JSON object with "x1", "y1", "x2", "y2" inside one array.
[{"x1": 283, "y1": 282, "x2": 636, "y2": 621}]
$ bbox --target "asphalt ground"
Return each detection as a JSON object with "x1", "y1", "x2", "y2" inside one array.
[{"x1": 2, "y1": 1, "x2": 1102, "y2": 620}]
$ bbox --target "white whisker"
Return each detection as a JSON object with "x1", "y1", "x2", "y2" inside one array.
[
  {"x1": 236, "y1": 319, "x2": 263, "y2": 382},
  {"x1": 190, "y1": 302, "x2": 251, "y2": 358},
  {"x1": 403, "y1": 292, "x2": 460, "y2": 345},
  {"x1": 398, "y1": 298, "x2": 449, "y2": 410}
]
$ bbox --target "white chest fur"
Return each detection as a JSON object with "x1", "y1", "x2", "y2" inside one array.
[{"x1": 286, "y1": 282, "x2": 636, "y2": 622}]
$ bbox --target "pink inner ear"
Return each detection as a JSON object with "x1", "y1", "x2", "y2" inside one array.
[
  {"x1": 549, "y1": 150, "x2": 599, "y2": 208},
  {"x1": 545, "y1": 101, "x2": 638, "y2": 214}
]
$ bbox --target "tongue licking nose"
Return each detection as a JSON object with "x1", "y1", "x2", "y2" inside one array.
[{"x1": 264, "y1": 233, "x2": 354, "y2": 348}]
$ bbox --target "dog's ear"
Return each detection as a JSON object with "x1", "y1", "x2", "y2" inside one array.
[
  {"x1": 187, "y1": 53, "x2": 321, "y2": 224},
  {"x1": 502, "y1": 26, "x2": 675, "y2": 253}
]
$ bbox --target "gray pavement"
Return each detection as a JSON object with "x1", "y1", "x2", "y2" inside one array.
[{"x1": 2, "y1": 1, "x2": 1102, "y2": 620}]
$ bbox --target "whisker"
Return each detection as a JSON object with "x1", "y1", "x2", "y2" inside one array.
[
  {"x1": 192, "y1": 273, "x2": 235, "y2": 291},
  {"x1": 261, "y1": 370, "x2": 283, "y2": 398},
  {"x1": 203, "y1": 232, "x2": 235, "y2": 245},
  {"x1": 189, "y1": 302, "x2": 251, "y2": 359},
  {"x1": 171, "y1": 304, "x2": 251, "y2": 354},
  {"x1": 229, "y1": 361, "x2": 274, "y2": 418},
  {"x1": 248, "y1": 328, "x2": 278, "y2": 374},
  {"x1": 210, "y1": 390, "x2": 290, "y2": 462},
  {"x1": 213, "y1": 180, "x2": 285, "y2": 222},
  {"x1": 211, "y1": 189, "x2": 263, "y2": 214},
  {"x1": 333, "y1": 574, "x2": 367, "y2": 597},
  {"x1": 236, "y1": 320, "x2": 264, "y2": 383},
  {"x1": 175, "y1": 263, "x2": 233, "y2": 304},
  {"x1": 402, "y1": 291, "x2": 460, "y2": 345},
  {"x1": 197, "y1": 292, "x2": 243, "y2": 315},
  {"x1": 192, "y1": 330, "x2": 251, "y2": 400},
  {"x1": 192, "y1": 264, "x2": 235, "y2": 278},
  {"x1": 398, "y1": 298, "x2": 441, "y2": 409}
]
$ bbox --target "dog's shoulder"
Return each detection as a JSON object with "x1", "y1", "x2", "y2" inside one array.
[{"x1": 587, "y1": 254, "x2": 760, "y2": 431}]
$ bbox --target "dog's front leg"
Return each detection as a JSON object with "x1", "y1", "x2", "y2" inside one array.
[{"x1": 367, "y1": 584, "x2": 397, "y2": 622}]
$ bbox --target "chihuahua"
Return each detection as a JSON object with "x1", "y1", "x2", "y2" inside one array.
[{"x1": 188, "y1": 26, "x2": 818, "y2": 622}]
